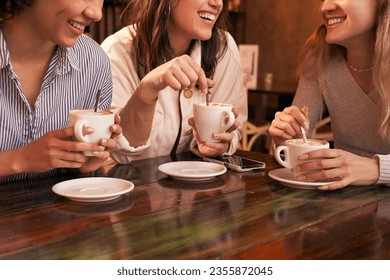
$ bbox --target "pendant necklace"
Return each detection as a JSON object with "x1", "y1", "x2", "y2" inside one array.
[{"x1": 348, "y1": 63, "x2": 373, "y2": 72}]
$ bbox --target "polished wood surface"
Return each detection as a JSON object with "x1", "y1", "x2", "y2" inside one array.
[{"x1": 1, "y1": 151, "x2": 390, "y2": 260}]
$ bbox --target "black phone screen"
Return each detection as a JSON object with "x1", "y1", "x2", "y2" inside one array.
[{"x1": 215, "y1": 155, "x2": 266, "y2": 169}]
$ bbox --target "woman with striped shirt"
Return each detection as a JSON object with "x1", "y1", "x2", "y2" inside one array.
[{"x1": 0, "y1": 0, "x2": 121, "y2": 181}]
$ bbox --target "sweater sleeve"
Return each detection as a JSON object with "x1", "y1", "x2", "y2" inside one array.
[{"x1": 376, "y1": 154, "x2": 390, "y2": 186}]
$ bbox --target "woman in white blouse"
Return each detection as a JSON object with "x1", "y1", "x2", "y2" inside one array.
[{"x1": 101, "y1": 0, "x2": 247, "y2": 163}]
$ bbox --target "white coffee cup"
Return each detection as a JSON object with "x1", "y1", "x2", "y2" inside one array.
[
  {"x1": 274, "y1": 139, "x2": 329, "y2": 179},
  {"x1": 193, "y1": 103, "x2": 235, "y2": 142},
  {"x1": 69, "y1": 109, "x2": 114, "y2": 156}
]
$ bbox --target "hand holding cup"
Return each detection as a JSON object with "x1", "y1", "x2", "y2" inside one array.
[
  {"x1": 274, "y1": 138, "x2": 329, "y2": 180},
  {"x1": 193, "y1": 103, "x2": 235, "y2": 143},
  {"x1": 69, "y1": 109, "x2": 115, "y2": 156}
]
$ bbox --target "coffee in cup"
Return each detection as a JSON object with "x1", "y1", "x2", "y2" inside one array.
[
  {"x1": 193, "y1": 103, "x2": 235, "y2": 142},
  {"x1": 274, "y1": 139, "x2": 329, "y2": 180},
  {"x1": 69, "y1": 109, "x2": 114, "y2": 156}
]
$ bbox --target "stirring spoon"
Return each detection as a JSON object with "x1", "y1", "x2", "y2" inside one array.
[
  {"x1": 94, "y1": 90, "x2": 101, "y2": 112},
  {"x1": 206, "y1": 90, "x2": 210, "y2": 106},
  {"x1": 300, "y1": 126, "x2": 308, "y2": 143},
  {"x1": 205, "y1": 82, "x2": 215, "y2": 106}
]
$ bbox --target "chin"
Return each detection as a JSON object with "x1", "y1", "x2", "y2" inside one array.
[
  {"x1": 59, "y1": 37, "x2": 79, "y2": 48},
  {"x1": 197, "y1": 32, "x2": 213, "y2": 41},
  {"x1": 325, "y1": 36, "x2": 339, "y2": 45}
]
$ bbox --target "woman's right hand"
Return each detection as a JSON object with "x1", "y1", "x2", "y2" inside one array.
[
  {"x1": 136, "y1": 55, "x2": 211, "y2": 103},
  {"x1": 269, "y1": 105, "x2": 309, "y2": 146},
  {"x1": 8, "y1": 127, "x2": 107, "y2": 175}
]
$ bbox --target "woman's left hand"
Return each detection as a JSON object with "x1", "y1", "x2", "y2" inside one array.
[
  {"x1": 188, "y1": 107, "x2": 240, "y2": 157},
  {"x1": 291, "y1": 148, "x2": 380, "y2": 190},
  {"x1": 78, "y1": 114, "x2": 122, "y2": 173}
]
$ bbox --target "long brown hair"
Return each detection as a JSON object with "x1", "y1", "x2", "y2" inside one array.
[
  {"x1": 121, "y1": 0, "x2": 229, "y2": 79},
  {"x1": 297, "y1": 0, "x2": 390, "y2": 137}
]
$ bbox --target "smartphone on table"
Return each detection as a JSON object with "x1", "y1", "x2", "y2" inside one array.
[{"x1": 203, "y1": 155, "x2": 266, "y2": 172}]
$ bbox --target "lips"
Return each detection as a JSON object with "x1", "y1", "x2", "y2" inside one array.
[
  {"x1": 198, "y1": 12, "x2": 216, "y2": 22},
  {"x1": 327, "y1": 17, "x2": 346, "y2": 26},
  {"x1": 68, "y1": 20, "x2": 86, "y2": 31}
]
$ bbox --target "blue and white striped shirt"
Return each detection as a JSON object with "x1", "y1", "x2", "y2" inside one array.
[{"x1": 0, "y1": 29, "x2": 113, "y2": 181}]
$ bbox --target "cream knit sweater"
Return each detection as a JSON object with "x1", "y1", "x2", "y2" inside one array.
[{"x1": 293, "y1": 53, "x2": 390, "y2": 185}]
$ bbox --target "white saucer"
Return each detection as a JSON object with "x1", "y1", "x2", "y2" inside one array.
[
  {"x1": 52, "y1": 177, "x2": 134, "y2": 202},
  {"x1": 158, "y1": 161, "x2": 227, "y2": 181},
  {"x1": 268, "y1": 168, "x2": 337, "y2": 190}
]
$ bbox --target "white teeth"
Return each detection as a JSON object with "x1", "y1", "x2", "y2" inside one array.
[
  {"x1": 69, "y1": 20, "x2": 85, "y2": 31},
  {"x1": 198, "y1": 12, "x2": 216, "y2": 21},
  {"x1": 328, "y1": 17, "x2": 345, "y2": 26}
]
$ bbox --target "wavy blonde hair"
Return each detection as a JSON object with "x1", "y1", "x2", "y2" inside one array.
[{"x1": 297, "y1": 0, "x2": 390, "y2": 138}]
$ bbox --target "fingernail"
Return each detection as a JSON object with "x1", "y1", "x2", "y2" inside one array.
[
  {"x1": 101, "y1": 138, "x2": 108, "y2": 144},
  {"x1": 296, "y1": 175, "x2": 305, "y2": 181},
  {"x1": 303, "y1": 121, "x2": 309, "y2": 131},
  {"x1": 86, "y1": 127, "x2": 94, "y2": 133},
  {"x1": 92, "y1": 151, "x2": 101, "y2": 156},
  {"x1": 318, "y1": 186, "x2": 329, "y2": 191},
  {"x1": 292, "y1": 166, "x2": 301, "y2": 172},
  {"x1": 98, "y1": 145, "x2": 105, "y2": 151},
  {"x1": 111, "y1": 124, "x2": 118, "y2": 130},
  {"x1": 298, "y1": 154, "x2": 309, "y2": 160}
]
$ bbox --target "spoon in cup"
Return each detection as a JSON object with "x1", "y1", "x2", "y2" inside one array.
[
  {"x1": 300, "y1": 126, "x2": 308, "y2": 143},
  {"x1": 205, "y1": 82, "x2": 215, "y2": 106},
  {"x1": 300, "y1": 106, "x2": 309, "y2": 143},
  {"x1": 94, "y1": 90, "x2": 101, "y2": 112}
]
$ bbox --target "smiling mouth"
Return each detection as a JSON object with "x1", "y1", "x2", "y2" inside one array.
[
  {"x1": 69, "y1": 20, "x2": 86, "y2": 31},
  {"x1": 198, "y1": 12, "x2": 216, "y2": 22},
  {"x1": 327, "y1": 17, "x2": 346, "y2": 26}
]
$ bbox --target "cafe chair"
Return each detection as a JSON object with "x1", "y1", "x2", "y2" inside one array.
[
  {"x1": 311, "y1": 116, "x2": 333, "y2": 142},
  {"x1": 241, "y1": 119, "x2": 271, "y2": 151}
]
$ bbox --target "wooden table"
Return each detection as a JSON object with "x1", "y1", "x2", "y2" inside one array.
[{"x1": 1, "y1": 151, "x2": 390, "y2": 260}]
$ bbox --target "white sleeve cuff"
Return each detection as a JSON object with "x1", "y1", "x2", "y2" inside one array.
[
  {"x1": 375, "y1": 154, "x2": 390, "y2": 186},
  {"x1": 110, "y1": 133, "x2": 151, "y2": 164}
]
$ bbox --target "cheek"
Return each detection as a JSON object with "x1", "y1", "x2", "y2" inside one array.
[{"x1": 355, "y1": 6, "x2": 377, "y2": 30}]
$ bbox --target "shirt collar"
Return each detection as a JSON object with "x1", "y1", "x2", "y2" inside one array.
[
  {"x1": 56, "y1": 44, "x2": 80, "y2": 74},
  {"x1": 0, "y1": 28, "x2": 11, "y2": 70},
  {"x1": 190, "y1": 40, "x2": 202, "y2": 67}
]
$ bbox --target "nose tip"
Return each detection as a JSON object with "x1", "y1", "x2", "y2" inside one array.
[
  {"x1": 210, "y1": 0, "x2": 223, "y2": 8},
  {"x1": 320, "y1": 0, "x2": 336, "y2": 12},
  {"x1": 85, "y1": 3, "x2": 103, "y2": 22}
]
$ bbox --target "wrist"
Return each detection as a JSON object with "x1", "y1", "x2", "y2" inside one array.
[
  {"x1": 135, "y1": 83, "x2": 158, "y2": 104},
  {"x1": 0, "y1": 149, "x2": 25, "y2": 177}
]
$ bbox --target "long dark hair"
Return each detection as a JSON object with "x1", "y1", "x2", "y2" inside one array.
[
  {"x1": 0, "y1": 0, "x2": 33, "y2": 23},
  {"x1": 121, "y1": 0, "x2": 229, "y2": 79}
]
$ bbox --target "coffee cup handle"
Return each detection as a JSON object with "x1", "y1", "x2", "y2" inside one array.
[
  {"x1": 221, "y1": 110, "x2": 235, "y2": 131},
  {"x1": 274, "y1": 145, "x2": 292, "y2": 169},
  {"x1": 74, "y1": 120, "x2": 89, "y2": 142}
]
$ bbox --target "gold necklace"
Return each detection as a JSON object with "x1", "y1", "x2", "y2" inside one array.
[{"x1": 348, "y1": 63, "x2": 373, "y2": 72}]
